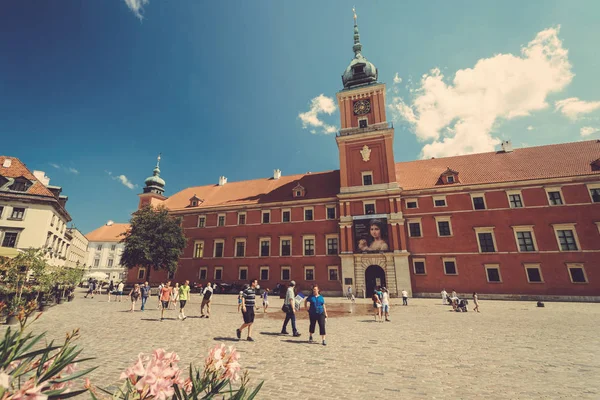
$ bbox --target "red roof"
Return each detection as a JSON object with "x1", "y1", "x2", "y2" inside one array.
[
  {"x1": 85, "y1": 223, "x2": 130, "y2": 242},
  {"x1": 0, "y1": 156, "x2": 56, "y2": 198}
]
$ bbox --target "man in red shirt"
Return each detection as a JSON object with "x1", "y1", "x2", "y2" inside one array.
[{"x1": 160, "y1": 281, "x2": 172, "y2": 322}]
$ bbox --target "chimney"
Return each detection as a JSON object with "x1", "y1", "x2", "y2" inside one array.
[
  {"x1": 501, "y1": 140, "x2": 513, "y2": 153},
  {"x1": 2, "y1": 159, "x2": 11, "y2": 168},
  {"x1": 273, "y1": 169, "x2": 281, "y2": 180},
  {"x1": 33, "y1": 170, "x2": 51, "y2": 186},
  {"x1": 218, "y1": 176, "x2": 227, "y2": 186},
  {"x1": 106, "y1": 220, "x2": 114, "y2": 226}
]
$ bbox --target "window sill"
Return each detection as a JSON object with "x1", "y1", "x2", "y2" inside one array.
[
  {"x1": 438, "y1": 235, "x2": 454, "y2": 238},
  {"x1": 7, "y1": 218, "x2": 24, "y2": 221},
  {"x1": 570, "y1": 282, "x2": 589, "y2": 284},
  {"x1": 443, "y1": 273, "x2": 458, "y2": 276},
  {"x1": 408, "y1": 236, "x2": 423, "y2": 239},
  {"x1": 413, "y1": 273, "x2": 427, "y2": 276},
  {"x1": 527, "y1": 281, "x2": 545, "y2": 284},
  {"x1": 486, "y1": 281, "x2": 503, "y2": 284}
]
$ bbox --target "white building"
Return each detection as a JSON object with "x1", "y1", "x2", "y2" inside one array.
[
  {"x1": 65, "y1": 227, "x2": 88, "y2": 268},
  {"x1": 0, "y1": 156, "x2": 72, "y2": 265},
  {"x1": 85, "y1": 221, "x2": 129, "y2": 282}
]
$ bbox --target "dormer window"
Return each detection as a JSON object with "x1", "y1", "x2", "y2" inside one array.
[
  {"x1": 447, "y1": 176, "x2": 455, "y2": 183},
  {"x1": 292, "y1": 183, "x2": 306, "y2": 198},
  {"x1": 353, "y1": 65, "x2": 364, "y2": 74},
  {"x1": 10, "y1": 178, "x2": 32, "y2": 192},
  {"x1": 189, "y1": 195, "x2": 202, "y2": 207},
  {"x1": 438, "y1": 167, "x2": 459, "y2": 185},
  {"x1": 592, "y1": 159, "x2": 600, "y2": 171}
]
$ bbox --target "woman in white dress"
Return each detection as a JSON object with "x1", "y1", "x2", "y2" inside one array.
[{"x1": 170, "y1": 283, "x2": 180, "y2": 310}]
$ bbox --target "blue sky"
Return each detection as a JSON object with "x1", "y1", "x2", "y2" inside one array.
[{"x1": 1, "y1": 1, "x2": 600, "y2": 234}]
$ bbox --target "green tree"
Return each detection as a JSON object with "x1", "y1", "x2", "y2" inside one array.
[{"x1": 120, "y1": 205, "x2": 187, "y2": 282}]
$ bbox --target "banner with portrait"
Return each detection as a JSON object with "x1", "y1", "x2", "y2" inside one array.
[{"x1": 353, "y1": 216, "x2": 391, "y2": 253}]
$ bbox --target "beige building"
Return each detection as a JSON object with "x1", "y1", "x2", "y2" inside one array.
[
  {"x1": 0, "y1": 156, "x2": 72, "y2": 266},
  {"x1": 65, "y1": 227, "x2": 88, "y2": 268},
  {"x1": 85, "y1": 221, "x2": 130, "y2": 281}
]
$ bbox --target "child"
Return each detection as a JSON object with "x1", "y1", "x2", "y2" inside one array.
[
  {"x1": 372, "y1": 292, "x2": 382, "y2": 322},
  {"x1": 262, "y1": 289, "x2": 270, "y2": 313},
  {"x1": 237, "y1": 291, "x2": 243, "y2": 312},
  {"x1": 473, "y1": 292, "x2": 480, "y2": 313}
]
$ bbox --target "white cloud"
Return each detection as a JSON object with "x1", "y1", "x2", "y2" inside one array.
[
  {"x1": 390, "y1": 26, "x2": 573, "y2": 159},
  {"x1": 124, "y1": 0, "x2": 149, "y2": 20},
  {"x1": 580, "y1": 126, "x2": 599, "y2": 137},
  {"x1": 106, "y1": 171, "x2": 137, "y2": 189},
  {"x1": 555, "y1": 97, "x2": 600, "y2": 120},
  {"x1": 49, "y1": 163, "x2": 60, "y2": 169},
  {"x1": 298, "y1": 94, "x2": 337, "y2": 135},
  {"x1": 49, "y1": 163, "x2": 79, "y2": 174},
  {"x1": 527, "y1": 126, "x2": 534, "y2": 131},
  {"x1": 393, "y1": 73, "x2": 402, "y2": 84}
]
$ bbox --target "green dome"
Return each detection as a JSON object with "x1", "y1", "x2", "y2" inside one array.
[
  {"x1": 341, "y1": 10, "x2": 378, "y2": 89},
  {"x1": 144, "y1": 167, "x2": 165, "y2": 187}
]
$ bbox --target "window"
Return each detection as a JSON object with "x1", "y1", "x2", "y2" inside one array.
[
  {"x1": 193, "y1": 241, "x2": 204, "y2": 258},
  {"x1": 214, "y1": 267, "x2": 223, "y2": 281},
  {"x1": 197, "y1": 216, "x2": 205, "y2": 228},
  {"x1": 304, "y1": 207, "x2": 314, "y2": 221},
  {"x1": 218, "y1": 214, "x2": 225, "y2": 227},
  {"x1": 507, "y1": 191, "x2": 524, "y2": 208},
  {"x1": 443, "y1": 259, "x2": 457, "y2": 275},
  {"x1": 524, "y1": 264, "x2": 543, "y2": 283},
  {"x1": 238, "y1": 213, "x2": 246, "y2": 225},
  {"x1": 567, "y1": 264, "x2": 587, "y2": 283},
  {"x1": 435, "y1": 216, "x2": 453, "y2": 237},
  {"x1": 512, "y1": 226, "x2": 537, "y2": 252},
  {"x1": 191, "y1": 200, "x2": 197, "y2": 207},
  {"x1": 587, "y1": 184, "x2": 600, "y2": 203},
  {"x1": 304, "y1": 266, "x2": 315, "y2": 281},
  {"x1": 303, "y1": 236, "x2": 315, "y2": 256},
  {"x1": 362, "y1": 172, "x2": 373, "y2": 186},
  {"x1": 475, "y1": 228, "x2": 497, "y2": 253},
  {"x1": 295, "y1": 190, "x2": 302, "y2": 197},
  {"x1": 199, "y1": 268, "x2": 207, "y2": 280},
  {"x1": 96, "y1": 245, "x2": 102, "y2": 251},
  {"x1": 0, "y1": 206, "x2": 4, "y2": 219},
  {"x1": 111, "y1": 245, "x2": 116, "y2": 251},
  {"x1": 281, "y1": 266, "x2": 291, "y2": 281},
  {"x1": 50, "y1": 215, "x2": 55, "y2": 226},
  {"x1": 137, "y1": 268, "x2": 146, "y2": 280},
  {"x1": 235, "y1": 239, "x2": 246, "y2": 257},
  {"x1": 239, "y1": 267, "x2": 248, "y2": 281},
  {"x1": 262, "y1": 211, "x2": 270, "y2": 224},
  {"x1": 328, "y1": 266, "x2": 339, "y2": 281},
  {"x1": 413, "y1": 259, "x2": 426, "y2": 275},
  {"x1": 260, "y1": 267, "x2": 269, "y2": 281},
  {"x1": 107, "y1": 259, "x2": 114, "y2": 267},
  {"x1": 280, "y1": 237, "x2": 291, "y2": 256},
  {"x1": 2, "y1": 232, "x2": 18, "y2": 248},
  {"x1": 472, "y1": 195, "x2": 486, "y2": 210},
  {"x1": 326, "y1": 236, "x2": 338, "y2": 255},
  {"x1": 260, "y1": 238, "x2": 271, "y2": 257},
  {"x1": 213, "y1": 240, "x2": 224, "y2": 258},
  {"x1": 326, "y1": 206, "x2": 336, "y2": 220},
  {"x1": 93, "y1": 258, "x2": 99, "y2": 267},
  {"x1": 408, "y1": 220, "x2": 422, "y2": 238},
  {"x1": 167, "y1": 271, "x2": 175, "y2": 280},
  {"x1": 10, "y1": 207, "x2": 25, "y2": 220},
  {"x1": 405, "y1": 199, "x2": 418, "y2": 209},
  {"x1": 485, "y1": 265, "x2": 502, "y2": 283},
  {"x1": 433, "y1": 196, "x2": 447, "y2": 207},
  {"x1": 282, "y1": 209, "x2": 291, "y2": 222},
  {"x1": 447, "y1": 176, "x2": 455, "y2": 183},
  {"x1": 364, "y1": 202, "x2": 376, "y2": 215},
  {"x1": 359, "y1": 119, "x2": 368, "y2": 128},
  {"x1": 11, "y1": 180, "x2": 30, "y2": 192},
  {"x1": 552, "y1": 224, "x2": 580, "y2": 252}
]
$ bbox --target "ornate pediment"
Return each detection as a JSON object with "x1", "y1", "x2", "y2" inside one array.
[
  {"x1": 292, "y1": 183, "x2": 306, "y2": 198},
  {"x1": 437, "y1": 167, "x2": 459, "y2": 185}
]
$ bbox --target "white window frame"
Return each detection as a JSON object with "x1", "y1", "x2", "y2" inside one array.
[
  {"x1": 506, "y1": 190, "x2": 525, "y2": 208},
  {"x1": 523, "y1": 263, "x2": 544, "y2": 284},
  {"x1": 193, "y1": 240, "x2": 204, "y2": 258},
  {"x1": 328, "y1": 265, "x2": 339, "y2": 281},
  {"x1": 217, "y1": 213, "x2": 226, "y2": 227},
  {"x1": 303, "y1": 235, "x2": 316, "y2": 256},
  {"x1": 363, "y1": 200, "x2": 376, "y2": 215},
  {"x1": 442, "y1": 257, "x2": 458, "y2": 275},
  {"x1": 484, "y1": 264, "x2": 502, "y2": 283},
  {"x1": 303, "y1": 206, "x2": 314, "y2": 221},
  {"x1": 552, "y1": 223, "x2": 581, "y2": 252},
  {"x1": 304, "y1": 266, "x2": 315, "y2": 281},
  {"x1": 107, "y1": 258, "x2": 114, "y2": 268},
  {"x1": 596, "y1": 222, "x2": 600, "y2": 235},
  {"x1": 511, "y1": 225, "x2": 538, "y2": 252},
  {"x1": 474, "y1": 227, "x2": 498, "y2": 253},
  {"x1": 433, "y1": 196, "x2": 447, "y2": 208},
  {"x1": 412, "y1": 258, "x2": 427, "y2": 275},
  {"x1": 238, "y1": 266, "x2": 248, "y2": 281},
  {"x1": 213, "y1": 239, "x2": 225, "y2": 258},
  {"x1": 586, "y1": 183, "x2": 600, "y2": 203},
  {"x1": 470, "y1": 193, "x2": 487, "y2": 210},
  {"x1": 234, "y1": 238, "x2": 246, "y2": 258},
  {"x1": 197, "y1": 215, "x2": 206, "y2": 228},
  {"x1": 261, "y1": 210, "x2": 271, "y2": 224},
  {"x1": 325, "y1": 234, "x2": 339, "y2": 255},
  {"x1": 326, "y1": 205, "x2": 336, "y2": 220},
  {"x1": 199, "y1": 267, "x2": 208, "y2": 280},
  {"x1": 446, "y1": 175, "x2": 455, "y2": 184},
  {"x1": 237, "y1": 212, "x2": 247, "y2": 225},
  {"x1": 9, "y1": 206, "x2": 27, "y2": 221},
  {"x1": 566, "y1": 263, "x2": 588, "y2": 284},
  {"x1": 259, "y1": 237, "x2": 271, "y2": 257},
  {"x1": 434, "y1": 216, "x2": 453, "y2": 237},
  {"x1": 259, "y1": 266, "x2": 270, "y2": 281},
  {"x1": 280, "y1": 236, "x2": 292, "y2": 257},
  {"x1": 281, "y1": 208, "x2": 291, "y2": 223},
  {"x1": 93, "y1": 258, "x2": 100, "y2": 267},
  {"x1": 214, "y1": 267, "x2": 223, "y2": 281},
  {"x1": 404, "y1": 198, "x2": 419, "y2": 209},
  {"x1": 361, "y1": 171, "x2": 373, "y2": 186},
  {"x1": 407, "y1": 218, "x2": 423, "y2": 238},
  {"x1": 545, "y1": 187, "x2": 564, "y2": 206},
  {"x1": 281, "y1": 266, "x2": 291, "y2": 281}
]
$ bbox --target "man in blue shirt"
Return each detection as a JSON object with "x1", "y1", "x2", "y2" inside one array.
[{"x1": 140, "y1": 281, "x2": 151, "y2": 311}]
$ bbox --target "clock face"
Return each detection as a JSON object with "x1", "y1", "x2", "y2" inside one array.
[{"x1": 353, "y1": 99, "x2": 371, "y2": 116}]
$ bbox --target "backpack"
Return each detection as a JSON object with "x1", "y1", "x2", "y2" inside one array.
[{"x1": 203, "y1": 289, "x2": 213, "y2": 300}]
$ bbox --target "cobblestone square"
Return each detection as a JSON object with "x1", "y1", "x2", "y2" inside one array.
[{"x1": 13, "y1": 291, "x2": 600, "y2": 399}]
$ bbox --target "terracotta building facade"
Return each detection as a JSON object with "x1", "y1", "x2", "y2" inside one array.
[{"x1": 127, "y1": 17, "x2": 600, "y2": 300}]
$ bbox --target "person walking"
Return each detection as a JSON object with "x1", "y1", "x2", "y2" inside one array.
[
  {"x1": 402, "y1": 289, "x2": 408, "y2": 306},
  {"x1": 381, "y1": 287, "x2": 391, "y2": 322},
  {"x1": 159, "y1": 281, "x2": 172, "y2": 321},
  {"x1": 281, "y1": 281, "x2": 301, "y2": 337},
  {"x1": 200, "y1": 282, "x2": 213, "y2": 318},
  {"x1": 170, "y1": 283, "x2": 180, "y2": 310},
  {"x1": 441, "y1": 288, "x2": 448, "y2": 305},
  {"x1": 157, "y1": 282, "x2": 164, "y2": 309},
  {"x1": 178, "y1": 280, "x2": 191, "y2": 320},
  {"x1": 347, "y1": 286, "x2": 353, "y2": 300},
  {"x1": 372, "y1": 291, "x2": 382, "y2": 322},
  {"x1": 129, "y1": 284, "x2": 141, "y2": 312},
  {"x1": 84, "y1": 280, "x2": 95, "y2": 299},
  {"x1": 140, "y1": 281, "x2": 151, "y2": 311},
  {"x1": 107, "y1": 280, "x2": 115, "y2": 302},
  {"x1": 473, "y1": 292, "x2": 480, "y2": 313},
  {"x1": 237, "y1": 279, "x2": 258, "y2": 342},
  {"x1": 305, "y1": 285, "x2": 328, "y2": 345},
  {"x1": 117, "y1": 281, "x2": 124, "y2": 302},
  {"x1": 262, "y1": 289, "x2": 270, "y2": 313}
]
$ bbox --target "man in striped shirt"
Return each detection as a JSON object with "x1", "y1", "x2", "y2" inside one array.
[{"x1": 236, "y1": 279, "x2": 258, "y2": 342}]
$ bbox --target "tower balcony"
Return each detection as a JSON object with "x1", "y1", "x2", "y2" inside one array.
[{"x1": 337, "y1": 121, "x2": 393, "y2": 137}]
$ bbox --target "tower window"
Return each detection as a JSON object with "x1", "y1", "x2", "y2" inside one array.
[
  {"x1": 362, "y1": 173, "x2": 373, "y2": 186},
  {"x1": 359, "y1": 119, "x2": 368, "y2": 128},
  {"x1": 354, "y1": 65, "x2": 364, "y2": 74}
]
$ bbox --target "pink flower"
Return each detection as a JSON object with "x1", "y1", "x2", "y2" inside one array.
[
  {"x1": 10, "y1": 379, "x2": 48, "y2": 400},
  {"x1": 0, "y1": 371, "x2": 10, "y2": 389},
  {"x1": 63, "y1": 363, "x2": 78, "y2": 375}
]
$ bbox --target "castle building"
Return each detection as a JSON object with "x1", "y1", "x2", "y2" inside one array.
[
  {"x1": 85, "y1": 221, "x2": 130, "y2": 282},
  {"x1": 126, "y1": 15, "x2": 600, "y2": 300}
]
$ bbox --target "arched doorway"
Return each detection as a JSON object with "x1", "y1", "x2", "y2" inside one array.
[{"x1": 365, "y1": 265, "x2": 386, "y2": 298}]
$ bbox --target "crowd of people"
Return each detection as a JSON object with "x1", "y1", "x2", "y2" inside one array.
[{"x1": 441, "y1": 288, "x2": 480, "y2": 312}]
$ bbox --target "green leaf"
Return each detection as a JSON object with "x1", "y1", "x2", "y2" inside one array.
[
  {"x1": 17, "y1": 345, "x2": 61, "y2": 360},
  {"x1": 47, "y1": 388, "x2": 89, "y2": 399},
  {"x1": 49, "y1": 366, "x2": 97, "y2": 383},
  {"x1": 246, "y1": 381, "x2": 264, "y2": 400}
]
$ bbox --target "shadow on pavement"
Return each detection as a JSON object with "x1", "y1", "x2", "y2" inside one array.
[
  {"x1": 281, "y1": 339, "x2": 311, "y2": 344},
  {"x1": 213, "y1": 337, "x2": 241, "y2": 342},
  {"x1": 259, "y1": 332, "x2": 283, "y2": 336}
]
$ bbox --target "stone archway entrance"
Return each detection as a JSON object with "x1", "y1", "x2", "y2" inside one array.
[{"x1": 365, "y1": 265, "x2": 386, "y2": 298}]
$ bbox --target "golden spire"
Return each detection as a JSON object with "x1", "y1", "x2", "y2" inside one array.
[{"x1": 353, "y1": 6, "x2": 357, "y2": 24}]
